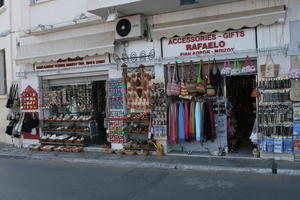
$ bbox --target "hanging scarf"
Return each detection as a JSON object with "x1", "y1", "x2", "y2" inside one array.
[
  {"x1": 195, "y1": 102, "x2": 201, "y2": 142},
  {"x1": 189, "y1": 101, "x2": 195, "y2": 139},
  {"x1": 200, "y1": 102, "x2": 206, "y2": 143},
  {"x1": 169, "y1": 103, "x2": 178, "y2": 144},
  {"x1": 178, "y1": 103, "x2": 185, "y2": 142},
  {"x1": 208, "y1": 101, "x2": 216, "y2": 142},
  {"x1": 184, "y1": 102, "x2": 189, "y2": 141}
]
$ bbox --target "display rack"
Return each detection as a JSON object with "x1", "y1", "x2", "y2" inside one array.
[{"x1": 258, "y1": 77, "x2": 294, "y2": 159}]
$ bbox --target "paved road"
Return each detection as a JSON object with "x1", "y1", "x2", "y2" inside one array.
[{"x1": 0, "y1": 158, "x2": 299, "y2": 200}]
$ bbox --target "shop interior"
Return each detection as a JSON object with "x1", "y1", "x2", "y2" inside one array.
[
  {"x1": 40, "y1": 79, "x2": 107, "y2": 148},
  {"x1": 226, "y1": 75, "x2": 256, "y2": 156}
]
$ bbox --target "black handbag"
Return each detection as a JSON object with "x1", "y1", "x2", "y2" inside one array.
[
  {"x1": 5, "y1": 85, "x2": 15, "y2": 109},
  {"x1": 5, "y1": 121, "x2": 15, "y2": 135}
]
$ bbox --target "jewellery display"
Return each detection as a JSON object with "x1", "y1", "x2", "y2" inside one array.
[
  {"x1": 150, "y1": 81, "x2": 167, "y2": 137},
  {"x1": 21, "y1": 86, "x2": 38, "y2": 110}
]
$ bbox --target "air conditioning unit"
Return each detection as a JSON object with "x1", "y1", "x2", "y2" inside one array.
[{"x1": 115, "y1": 15, "x2": 147, "y2": 41}]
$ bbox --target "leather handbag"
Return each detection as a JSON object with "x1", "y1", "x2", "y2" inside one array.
[
  {"x1": 186, "y1": 61, "x2": 197, "y2": 93},
  {"x1": 5, "y1": 84, "x2": 15, "y2": 109},
  {"x1": 195, "y1": 60, "x2": 205, "y2": 93}
]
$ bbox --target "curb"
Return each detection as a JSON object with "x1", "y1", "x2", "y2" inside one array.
[{"x1": 1, "y1": 153, "x2": 300, "y2": 176}]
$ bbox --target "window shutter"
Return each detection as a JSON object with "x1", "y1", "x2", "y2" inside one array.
[{"x1": 0, "y1": 50, "x2": 7, "y2": 95}]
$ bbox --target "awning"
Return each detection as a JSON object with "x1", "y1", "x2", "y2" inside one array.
[
  {"x1": 152, "y1": 5, "x2": 286, "y2": 38},
  {"x1": 16, "y1": 32, "x2": 114, "y2": 64}
]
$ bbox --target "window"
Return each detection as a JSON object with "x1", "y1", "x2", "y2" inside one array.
[
  {"x1": 289, "y1": 21, "x2": 300, "y2": 55},
  {"x1": 0, "y1": 0, "x2": 4, "y2": 7},
  {"x1": 0, "y1": 50, "x2": 7, "y2": 95}
]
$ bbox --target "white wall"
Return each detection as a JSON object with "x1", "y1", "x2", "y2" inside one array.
[{"x1": 0, "y1": 0, "x2": 22, "y2": 144}]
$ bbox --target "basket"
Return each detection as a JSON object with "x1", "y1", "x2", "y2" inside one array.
[
  {"x1": 137, "y1": 151, "x2": 149, "y2": 156},
  {"x1": 115, "y1": 150, "x2": 125, "y2": 155},
  {"x1": 125, "y1": 150, "x2": 136, "y2": 155},
  {"x1": 104, "y1": 149, "x2": 115, "y2": 154}
]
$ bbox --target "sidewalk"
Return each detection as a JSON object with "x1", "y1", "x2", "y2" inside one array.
[{"x1": 1, "y1": 142, "x2": 300, "y2": 176}]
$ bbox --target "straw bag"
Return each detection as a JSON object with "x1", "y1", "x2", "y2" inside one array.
[
  {"x1": 180, "y1": 63, "x2": 189, "y2": 96},
  {"x1": 167, "y1": 63, "x2": 180, "y2": 96},
  {"x1": 195, "y1": 60, "x2": 205, "y2": 93},
  {"x1": 260, "y1": 53, "x2": 279, "y2": 78},
  {"x1": 186, "y1": 61, "x2": 197, "y2": 93},
  {"x1": 231, "y1": 59, "x2": 241, "y2": 75},
  {"x1": 221, "y1": 59, "x2": 232, "y2": 76},
  {"x1": 241, "y1": 56, "x2": 256, "y2": 74},
  {"x1": 290, "y1": 79, "x2": 300, "y2": 101}
]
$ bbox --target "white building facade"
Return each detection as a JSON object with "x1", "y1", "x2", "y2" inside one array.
[{"x1": 2, "y1": 0, "x2": 300, "y2": 159}]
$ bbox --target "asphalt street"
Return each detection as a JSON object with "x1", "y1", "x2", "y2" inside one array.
[{"x1": 0, "y1": 157, "x2": 299, "y2": 200}]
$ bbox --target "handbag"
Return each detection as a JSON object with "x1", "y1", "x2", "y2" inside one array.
[
  {"x1": 195, "y1": 60, "x2": 205, "y2": 93},
  {"x1": 260, "y1": 53, "x2": 279, "y2": 78},
  {"x1": 186, "y1": 61, "x2": 197, "y2": 93},
  {"x1": 166, "y1": 64, "x2": 172, "y2": 96},
  {"x1": 290, "y1": 79, "x2": 300, "y2": 101},
  {"x1": 12, "y1": 84, "x2": 20, "y2": 108},
  {"x1": 180, "y1": 63, "x2": 189, "y2": 96},
  {"x1": 169, "y1": 63, "x2": 180, "y2": 96},
  {"x1": 221, "y1": 59, "x2": 232, "y2": 76},
  {"x1": 241, "y1": 56, "x2": 256, "y2": 73},
  {"x1": 231, "y1": 59, "x2": 241, "y2": 75},
  {"x1": 5, "y1": 84, "x2": 15, "y2": 109},
  {"x1": 206, "y1": 60, "x2": 216, "y2": 96}
]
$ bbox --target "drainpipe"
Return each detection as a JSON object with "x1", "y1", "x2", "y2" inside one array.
[{"x1": 8, "y1": 0, "x2": 14, "y2": 84}]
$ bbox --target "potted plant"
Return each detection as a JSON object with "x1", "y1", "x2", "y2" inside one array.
[{"x1": 153, "y1": 141, "x2": 165, "y2": 156}]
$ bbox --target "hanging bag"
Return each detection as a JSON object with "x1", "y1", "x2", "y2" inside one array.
[
  {"x1": 5, "y1": 84, "x2": 15, "y2": 109},
  {"x1": 12, "y1": 84, "x2": 20, "y2": 109},
  {"x1": 169, "y1": 63, "x2": 180, "y2": 96},
  {"x1": 290, "y1": 78, "x2": 300, "y2": 101},
  {"x1": 166, "y1": 64, "x2": 172, "y2": 96},
  {"x1": 221, "y1": 59, "x2": 232, "y2": 76},
  {"x1": 231, "y1": 59, "x2": 241, "y2": 75},
  {"x1": 260, "y1": 53, "x2": 279, "y2": 78},
  {"x1": 195, "y1": 60, "x2": 205, "y2": 93},
  {"x1": 206, "y1": 60, "x2": 216, "y2": 97},
  {"x1": 180, "y1": 63, "x2": 189, "y2": 96},
  {"x1": 186, "y1": 61, "x2": 197, "y2": 93},
  {"x1": 241, "y1": 56, "x2": 256, "y2": 73}
]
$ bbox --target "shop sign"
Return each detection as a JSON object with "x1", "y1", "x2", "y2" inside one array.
[
  {"x1": 34, "y1": 55, "x2": 109, "y2": 70},
  {"x1": 162, "y1": 29, "x2": 256, "y2": 57}
]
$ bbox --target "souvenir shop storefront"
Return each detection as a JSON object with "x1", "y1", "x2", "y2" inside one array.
[{"x1": 9, "y1": 54, "x2": 113, "y2": 152}]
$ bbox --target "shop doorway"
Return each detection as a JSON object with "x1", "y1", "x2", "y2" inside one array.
[
  {"x1": 92, "y1": 81, "x2": 107, "y2": 145},
  {"x1": 226, "y1": 75, "x2": 256, "y2": 156}
]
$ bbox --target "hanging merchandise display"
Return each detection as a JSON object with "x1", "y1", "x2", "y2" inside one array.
[
  {"x1": 5, "y1": 83, "x2": 21, "y2": 138},
  {"x1": 122, "y1": 64, "x2": 156, "y2": 153},
  {"x1": 221, "y1": 59, "x2": 232, "y2": 76},
  {"x1": 231, "y1": 59, "x2": 241, "y2": 75},
  {"x1": 186, "y1": 61, "x2": 197, "y2": 93},
  {"x1": 150, "y1": 81, "x2": 167, "y2": 137},
  {"x1": 21, "y1": 86, "x2": 38, "y2": 110},
  {"x1": 124, "y1": 64, "x2": 153, "y2": 109},
  {"x1": 107, "y1": 78, "x2": 125, "y2": 144},
  {"x1": 241, "y1": 56, "x2": 256, "y2": 74},
  {"x1": 195, "y1": 60, "x2": 206, "y2": 94},
  {"x1": 260, "y1": 53, "x2": 279, "y2": 78},
  {"x1": 258, "y1": 77, "x2": 294, "y2": 155}
]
